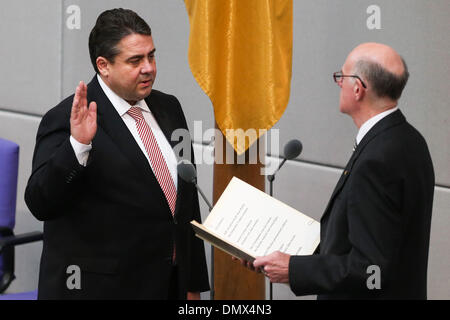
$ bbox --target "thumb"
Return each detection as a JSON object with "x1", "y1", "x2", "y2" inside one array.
[
  {"x1": 253, "y1": 256, "x2": 265, "y2": 269},
  {"x1": 89, "y1": 101, "x2": 97, "y2": 111},
  {"x1": 89, "y1": 101, "x2": 97, "y2": 118}
]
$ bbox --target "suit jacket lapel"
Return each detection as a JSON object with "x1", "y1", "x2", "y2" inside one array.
[
  {"x1": 321, "y1": 110, "x2": 406, "y2": 222},
  {"x1": 88, "y1": 77, "x2": 185, "y2": 216},
  {"x1": 145, "y1": 93, "x2": 178, "y2": 149},
  {"x1": 86, "y1": 76, "x2": 157, "y2": 186}
]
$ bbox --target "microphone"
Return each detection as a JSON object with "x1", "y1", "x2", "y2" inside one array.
[
  {"x1": 268, "y1": 139, "x2": 303, "y2": 181},
  {"x1": 266, "y1": 138, "x2": 302, "y2": 301},
  {"x1": 177, "y1": 159, "x2": 197, "y2": 184},
  {"x1": 284, "y1": 139, "x2": 303, "y2": 160},
  {"x1": 177, "y1": 160, "x2": 213, "y2": 211},
  {"x1": 177, "y1": 159, "x2": 215, "y2": 300}
]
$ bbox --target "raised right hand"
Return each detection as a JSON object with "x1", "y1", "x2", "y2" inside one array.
[{"x1": 70, "y1": 81, "x2": 97, "y2": 145}]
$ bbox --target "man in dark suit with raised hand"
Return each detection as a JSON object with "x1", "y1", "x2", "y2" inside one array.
[
  {"x1": 250, "y1": 43, "x2": 434, "y2": 299},
  {"x1": 25, "y1": 8, "x2": 209, "y2": 299}
]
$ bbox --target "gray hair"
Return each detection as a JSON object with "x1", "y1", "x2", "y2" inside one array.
[{"x1": 354, "y1": 58, "x2": 409, "y2": 101}]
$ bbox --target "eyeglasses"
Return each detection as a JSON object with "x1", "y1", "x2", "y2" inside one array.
[{"x1": 333, "y1": 71, "x2": 367, "y2": 88}]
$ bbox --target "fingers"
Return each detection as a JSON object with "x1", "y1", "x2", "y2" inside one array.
[
  {"x1": 81, "y1": 81, "x2": 88, "y2": 109},
  {"x1": 73, "y1": 81, "x2": 87, "y2": 108},
  {"x1": 89, "y1": 101, "x2": 97, "y2": 120},
  {"x1": 72, "y1": 84, "x2": 79, "y2": 108},
  {"x1": 254, "y1": 251, "x2": 284, "y2": 268},
  {"x1": 72, "y1": 81, "x2": 94, "y2": 121},
  {"x1": 71, "y1": 83, "x2": 81, "y2": 118},
  {"x1": 70, "y1": 81, "x2": 97, "y2": 144},
  {"x1": 187, "y1": 292, "x2": 201, "y2": 300},
  {"x1": 232, "y1": 257, "x2": 248, "y2": 268},
  {"x1": 253, "y1": 256, "x2": 266, "y2": 269},
  {"x1": 232, "y1": 257, "x2": 261, "y2": 273},
  {"x1": 254, "y1": 256, "x2": 273, "y2": 276},
  {"x1": 247, "y1": 260, "x2": 257, "y2": 271},
  {"x1": 244, "y1": 259, "x2": 264, "y2": 273},
  {"x1": 71, "y1": 81, "x2": 85, "y2": 120}
]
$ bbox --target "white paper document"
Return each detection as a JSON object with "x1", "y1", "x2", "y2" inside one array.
[{"x1": 191, "y1": 177, "x2": 320, "y2": 261}]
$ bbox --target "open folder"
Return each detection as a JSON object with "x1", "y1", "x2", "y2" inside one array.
[{"x1": 191, "y1": 177, "x2": 320, "y2": 262}]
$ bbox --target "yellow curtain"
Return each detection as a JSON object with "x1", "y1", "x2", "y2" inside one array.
[{"x1": 184, "y1": 0, "x2": 293, "y2": 155}]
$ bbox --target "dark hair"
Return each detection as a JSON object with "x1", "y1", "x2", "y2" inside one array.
[
  {"x1": 88, "y1": 8, "x2": 152, "y2": 73},
  {"x1": 354, "y1": 58, "x2": 409, "y2": 101}
]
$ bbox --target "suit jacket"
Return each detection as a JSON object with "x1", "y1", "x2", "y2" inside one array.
[
  {"x1": 289, "y1": 110, "x2": 434, "y2": 299},
  {"x1": 25, "y1": 76, "x2": 210, "y2": 299}
]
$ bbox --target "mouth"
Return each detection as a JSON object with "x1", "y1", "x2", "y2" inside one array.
[{"x1": 140, "y1": 79, "x2": 152, "y2": 87}]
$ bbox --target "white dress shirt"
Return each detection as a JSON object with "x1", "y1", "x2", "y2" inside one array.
[
  {"x1": 356, "y1": 106, "x2": 399, "y2": 145},
  {"x1": 70, "y1": 75, "x2": 178, "y2": 190}
]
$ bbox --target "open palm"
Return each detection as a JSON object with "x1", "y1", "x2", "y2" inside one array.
[{"x1": 70, "y1": 81, "x2": 97, "y2": 145}]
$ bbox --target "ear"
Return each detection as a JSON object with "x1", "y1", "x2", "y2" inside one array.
[
  {"x1": 354, "y1": 82, "x2": 365, "y2": 101},
  {"x1": 96, "y1": 57, "x2": 109, "y2": 77}
]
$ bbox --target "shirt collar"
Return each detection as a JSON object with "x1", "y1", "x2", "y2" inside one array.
[
  {"x1": 97, "y1": 74, "x2": 150, "y2": 117},
  {"x1": 356, "y1": 106, "x2": 399, "y2": 144}
]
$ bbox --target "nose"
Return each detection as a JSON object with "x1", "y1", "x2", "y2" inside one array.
[{"x1": 141, "y1": 57, "x2": 155, "y2": 74}]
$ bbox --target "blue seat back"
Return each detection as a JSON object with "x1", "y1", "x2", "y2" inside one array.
[{"x1": 0, "y1": 138, "x2": 19, "y2": 282}]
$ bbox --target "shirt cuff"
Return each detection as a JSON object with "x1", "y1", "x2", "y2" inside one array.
[{"x1": 70, "y1": 136, "x2": 92, "y2": 167}]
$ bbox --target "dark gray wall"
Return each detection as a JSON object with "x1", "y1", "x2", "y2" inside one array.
[{"x1": 0, "y1": 0, "x2": 448, "y2": 299}]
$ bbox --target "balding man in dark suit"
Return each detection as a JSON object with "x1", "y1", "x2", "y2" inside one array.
[{"x1": 250, "y1": 43, "x2": 434, "y2": 299}]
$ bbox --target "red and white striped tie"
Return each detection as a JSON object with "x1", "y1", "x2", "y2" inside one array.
[{"x1": 127, "y1": 106, "x2": 177, "y2": 215}]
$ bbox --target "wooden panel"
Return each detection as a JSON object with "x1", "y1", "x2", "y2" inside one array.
[{"x1": 212, "y1": 125, "x2": 265, "y2": 299}]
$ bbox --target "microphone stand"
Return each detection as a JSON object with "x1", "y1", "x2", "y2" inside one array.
[
  {"x1": 266, "y1": 158, "x2": 287, "y2": 301},
  {"x1": 267, "y1": 175, "x2": 274, "y2": 301},
  {"x1": 193, "y1": 178, "x2": 215, "y2": 300}
]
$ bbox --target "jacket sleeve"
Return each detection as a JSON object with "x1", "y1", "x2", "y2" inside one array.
[
  {"x1": 289, "y1": 158, "x2": 404, "y2": 296},
  {"x1": 24, "y1": 102, "x2": 86, "y2": 221}
]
